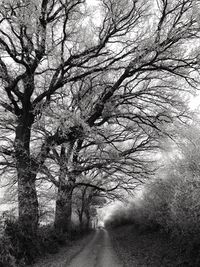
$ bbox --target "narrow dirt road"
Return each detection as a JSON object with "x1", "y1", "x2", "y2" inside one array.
[{"x1": 68, "y1": 228, "x2": 122, "y2": 267}]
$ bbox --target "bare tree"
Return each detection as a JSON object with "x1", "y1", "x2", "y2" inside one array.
[{"x1": 73, "y1": 186, "x2": 106, "y2": 230}]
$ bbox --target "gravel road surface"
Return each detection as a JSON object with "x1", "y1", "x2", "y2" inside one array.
[{"x1": 68, "y1": 228, "x2": 122, "y2": 267}]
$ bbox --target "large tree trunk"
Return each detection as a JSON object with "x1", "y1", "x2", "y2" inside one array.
[
  {"x1": 78, "y1": 205, "x2": 85, "y2": 231},
  {"x1": 84, "y1": 208, "x2": 91, "y2": 230},
  {"x1": 54, "y1": 143, "x2": 75, "y2": 233},
  {"x1": 54, "y1": 184, "x2": 73, "y2": 232},
  {"x1": 78, "y1": 187, "x2": 87, "y2": 230},
  {"x1": 15, "y1": 114, "x2": 39, "y2": 235},
  {"x1": 78, "y1": 211, "x2": 84, "y2": 230}
]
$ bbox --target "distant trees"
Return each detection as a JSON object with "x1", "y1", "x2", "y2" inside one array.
[
  {"x1": 0, "y1": 0, "x2": 200, "y2": 254},
  {"x1": 73, "y1": 186, "x2": 106, "y2": 230}
]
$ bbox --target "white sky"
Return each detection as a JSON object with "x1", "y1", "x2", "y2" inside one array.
[
  {"x1": 189, "y1": 94, "x2": 200, "y2": 111},
  {"x1": 86, "y1": 0, "x2": 99, "y2": 5}
]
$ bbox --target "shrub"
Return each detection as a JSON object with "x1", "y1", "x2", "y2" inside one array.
[
  {"x1": 0, "y1": 234, "x2": 16, "y2": 267},
  {"x1": 38, "y1": 225, "x2": 67, "y2": 254},
  {"x1": 4, "y1": 218, "x2": 40, "y2": 265},
  {"x1": 106, "y1": 171, "x2": 200, "y2": 256},
  {"x1": 169, "y1": 175, "x2": 200, "y2": 244}
]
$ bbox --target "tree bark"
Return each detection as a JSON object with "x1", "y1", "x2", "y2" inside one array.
[
  {"x1": 78, "y1": 210, "x2": 84, "y2": 230},
  {"x1": 78, "y1": 187, "x2": 87, "y2": 230},
  {"x1": 84, "y1": 208, "x2": 91, "y2": 230},
  {"x1": 15, "y1": 114, "x2": 39, "y2": 235},
  {"x1": 54, "y1": 184, "x2": 73, "y2": 232},
  {"x1": 54, "y1": 143, "x2": 76, "y2": 232}
]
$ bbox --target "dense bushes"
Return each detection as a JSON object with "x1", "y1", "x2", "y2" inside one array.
[
  {"x1": 0, "y1": 213, "x2": 93, "y2": 266},
  {"x1": 0, "y1": 234, "x2": 16, "y2": 267},
  {"x1": 105, "y1": 148, "x2": 200, "y2": 257},
  {"x1": 105, "y1": 127, "x2": 200, "y2": 256},
  {"x1": 5, "y1": 218, "x2": 42, "y2": 265},
  {"x1": 0, "y1": 217, "x2": 41, "y2": 266},
  {"x1": 105, "y1": 169, "x2": 200, "y2": 257},
  {"x1": 0, "y1": 216, "x2": 69, "y2": 266}
]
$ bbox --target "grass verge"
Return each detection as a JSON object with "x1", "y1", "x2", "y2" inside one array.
[{"x1": 109, "y1": 224, "x2": 199, "y2": 267}]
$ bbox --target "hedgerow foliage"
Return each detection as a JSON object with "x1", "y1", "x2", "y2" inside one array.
[
  {"x1": 0, "y1": 213, "x2": 68, "y2": 266},
  {"x1": 0, "y1": 211, "x2": 92, "y2": 266},
  {"x1": 0, "y1": 234, "x2": 16, "y2": 267},
  {"x1": 105, "y1": 137, "x2": 200, "y2": 251}
]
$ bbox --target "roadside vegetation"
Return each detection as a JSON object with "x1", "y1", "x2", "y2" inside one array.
[
  {"x1": 0, "y1": 213, "x2": 93, "y2": 267},
  {"x1": 106, "y1": 124, "x2": 200, "y2": 266}
]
